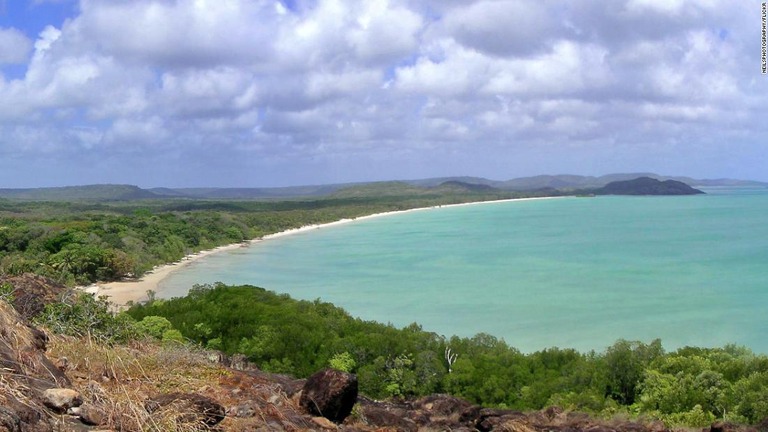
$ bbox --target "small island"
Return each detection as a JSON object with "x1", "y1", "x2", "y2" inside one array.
[{"x1": 590, "y1": 177, "x2": 705, "y2": 196}]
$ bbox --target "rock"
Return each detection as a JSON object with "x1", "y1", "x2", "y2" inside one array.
[
  {"x1": 227, "y1": 403, "x2": 256, "y2": 418},
  {"x1": 229, "y1": 354, "x2": 251, "y2": 370},
  {"x1": 311, "y1": 416, "x2": 338, "y2": 429},
  {"x1": 414, "y1": 394, "x2": 476, "y2": 417},
  {"x1": 78, "y1": 404, "x2": 108, "y2": 426},
  {"x1": 360, "y1": 405, "x2": 418, "y2": 432},
  {"x1": 145, "y1": 392, "x2": 225, "y2": 427},
  {"x1": 755, "y1": 417, "x2": 768, "y2": 432},
  {"x1": 0, "y1": 407, "x2": 22, "y2": 432},
  {"x1": 54, "y1": 356, "x2": 69, "y2": 372},
  {"x1": 0, "y1": 274, "x2": 68, "y2": 320},
  {"x1": 0, "y1": 394, "x2": 50, "y2": 432},
  {"x1": 0, "y1": 301, "x2": 70, "y2": 394},
  {"x1": 475, "y1": 408, "x2": 528, "y2": 432},
  {"x1": 299, "y1": 368, "x2": 358, "y2": 424},
  {"x1": 42, "y1": 388, "x2": 82, "y2": 413},
  {"x1": 710, "y1": 421, "x2": 745, "y2": 432}
]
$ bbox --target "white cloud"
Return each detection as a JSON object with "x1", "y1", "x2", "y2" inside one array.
[
  {"x1": 1, "y1": 0, "x2": 767, "y2": 186},
  {"x1": 74, "y1": 0, "x2": 280, "y2": 68},
  {"x1": 438, "y1": 0, "x2": 564, "y2": 57},
  {"x1": 347, "y1": 1, "x2": 423, "y2": 63},
  {"x1": 0, "y1": 27, "x2": 33, "y2": 64},
  {"x1": 159, "y1": 67, "x2": 260, "y2": 117}
]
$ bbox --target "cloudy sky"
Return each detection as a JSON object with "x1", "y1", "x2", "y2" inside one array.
[{"x1": 0, "y1": 0, "x2": 766, "y2": 187}]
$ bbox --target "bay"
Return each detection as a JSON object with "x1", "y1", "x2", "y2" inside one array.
[{"x1": 157, "y1": 187, "x2": 768, "y2": 353}]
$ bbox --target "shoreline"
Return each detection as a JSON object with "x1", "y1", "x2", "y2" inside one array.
[{"x1": 84, "y1": 196, "x2": 562, "y2": 307}]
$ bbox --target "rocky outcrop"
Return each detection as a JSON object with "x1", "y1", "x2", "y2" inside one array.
[
  {"x1": 299, "y1": 368, "x2": 358, "y2": 423},
  {"x1": 0, "y1": 300, "x2": 69, "y2": 431}
]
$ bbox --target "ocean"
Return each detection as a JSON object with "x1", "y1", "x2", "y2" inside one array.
[{"x1": 157, "y1": 187, "x2": 768, "y2": 353}]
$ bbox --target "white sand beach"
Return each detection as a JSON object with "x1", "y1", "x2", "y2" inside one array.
[{"x1": 84, "y1": 196, "x2": 561, "y2": 308}]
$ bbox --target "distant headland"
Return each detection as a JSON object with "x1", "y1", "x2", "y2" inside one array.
[{"x1": 589, "y1": 177, "x2": 706, "y2": 196}]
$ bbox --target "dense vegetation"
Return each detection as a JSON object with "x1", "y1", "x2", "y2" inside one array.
[
  {"x1": 0, "y1": 189, "x2": 523, "y2": 285},
  {"x1": 126, "y1": 283, "x2": 768, "y2": 427}
]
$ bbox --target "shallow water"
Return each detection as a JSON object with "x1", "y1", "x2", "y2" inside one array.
[{"x1": 158, "y1": 187, "x2": 768, "y2": 353}]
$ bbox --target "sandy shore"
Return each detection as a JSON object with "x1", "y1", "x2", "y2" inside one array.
[{"x1": 83, "y1": 196, "x2": 561, "y2": 308}]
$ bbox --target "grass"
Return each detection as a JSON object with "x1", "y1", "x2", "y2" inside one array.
[{"x1": 45, "y1": 335, "x2": 317, "y2": 431}]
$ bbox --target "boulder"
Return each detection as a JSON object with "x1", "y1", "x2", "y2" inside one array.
[
  {"x1": 299, "y1": 368, "x2": 358, "y2": 423},
  {"x1": 78, "y1": 404, "x2": 108, "y2": 426},
  {"x1": 145, "y1": 392, "x2": 225, "y2": 427},
  {"x1": 41, "y1": 388, "x2": 82, "y2": 413}
]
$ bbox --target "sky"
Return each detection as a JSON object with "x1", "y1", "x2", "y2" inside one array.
[{"x1": 0, "y1": 0, "x2": 766, "y2": 188}]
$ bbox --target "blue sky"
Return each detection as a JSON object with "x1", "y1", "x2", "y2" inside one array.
[{"x1": 0, "y1": 0, "x2": 766, "y2": 187}]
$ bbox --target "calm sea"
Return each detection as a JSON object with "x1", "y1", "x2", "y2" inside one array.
[{"x1": 157, "y1": 187, "x2": 768, "y2": 353}]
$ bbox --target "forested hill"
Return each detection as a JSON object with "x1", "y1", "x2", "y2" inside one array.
[
  {"x1": 0, "y1": 173, "x2": 763, "y2": 201},
  {"x1": 591, "y1": 177, "x2": 706, "y2": 195}
]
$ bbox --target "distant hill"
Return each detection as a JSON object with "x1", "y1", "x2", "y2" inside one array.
[
  {"x1": 592, "y1": 177, "x2": 705, "y2": 196},
  {"x1": 403, "y1": 173, "x2": 766, "y2": 191},
  {"x1": 0, "y1": 184, "x2": 159, "y2": 201},
  {"x1": 331, "y1": 181, "x2": 443, "y2": 198},
  {"x1": 150, "y1": 185, "x2": 347, "y2": 199},
  {"x1": 0, "y1": 173, "x2": 762, "y2": 201},
  {"x1": 434, "y1": 181, "x2": 498, "y2": 193},
  {"x1": 330, "y1": 180, "x2": 505, "y2": 198}
]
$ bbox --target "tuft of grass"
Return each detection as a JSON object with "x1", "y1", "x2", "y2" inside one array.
[{"x1": 47, "y1": 336, "x2": 229, "y2": 431}]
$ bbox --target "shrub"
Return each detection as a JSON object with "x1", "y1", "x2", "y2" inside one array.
[
  {"x1": 329, "y1": 352, "x2": 357, "y2": 373},
  {"x1": 136, "y1": 316, "x2": 174, "y2": 339},
  {"x1": 35, "y1": 291, "x2": 137, "y2": 343}
]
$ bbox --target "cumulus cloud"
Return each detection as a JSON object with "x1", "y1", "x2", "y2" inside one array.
[
  {"x1": 437, "y1": 0, "x2": 566, "y2": 57},
  {"x1": 0, "y1": 0, "x2": 766, "y2": 187},
  {"x1": 0, "y1": 27, "x2": 33, "y2": 64},
  {"x1": 73, "y1": 0, "x2": 281, "y2": 68}
]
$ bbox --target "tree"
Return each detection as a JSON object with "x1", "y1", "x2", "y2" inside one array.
[{"x1": 603, "y1": 339, "x2": 663, "y2": 404}]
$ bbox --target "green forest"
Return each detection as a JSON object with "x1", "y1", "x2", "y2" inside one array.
[
  {"x1": 2, "y1": 189, "x2": 767, "y2": 428},
  {"x1": 125, "y1": 283, "x2": 768, "y2": 427}
]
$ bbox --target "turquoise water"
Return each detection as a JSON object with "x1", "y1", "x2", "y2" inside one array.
[{"x1": 158, "y1": 187, "x2": 768, "y2": 353}]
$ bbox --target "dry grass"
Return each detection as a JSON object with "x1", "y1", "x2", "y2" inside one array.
[
  {"x1": 0, "y1": 301, "x2": 39, "y2": 352},
  {"x1": 45, "y1": 336, "x2": 319, "y2": 431},
  {"x1": 46, "y1": 337, "x2": 225, "y2": 431}
]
